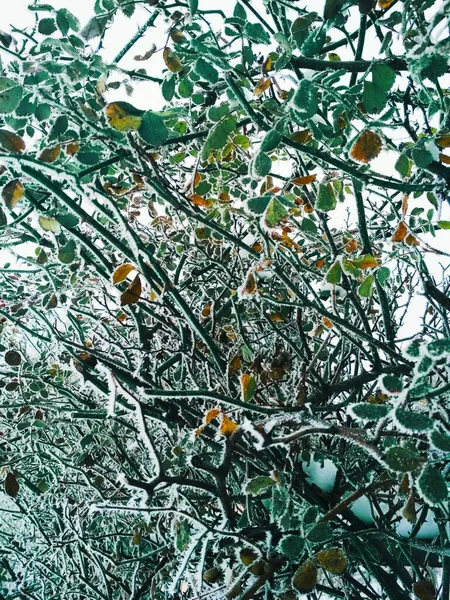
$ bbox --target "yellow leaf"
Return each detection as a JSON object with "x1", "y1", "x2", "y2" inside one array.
[
  {"x1": 105, "y1": 103, "x2": 142, "y2": 132},
  {"x1": 163, "y1": 48, "x2": 183, "y2": 73},
  {"x1": 38, "y1": 145, "x2": 61, "y2": 163},
  {"x1": 219, "y1": 413, "x2": 238, "y2": 436},
  {"x1": 120, "y1": 275, "x2": 142, "y2": 306},
  {"x1": 2, "y1": 179, "x2": 24, "y2": 209},
  {"x1": 350, "y1": 130, "x2": 383, "y2": 164},
  {"x1": 392, "y1": 221, "x2": 408, "y2": 242},
  {"x1": 271, "y1": 313, "x2": 285, "y2": 322},
  {"x1": 240, "y1": 548, "x2": 258, "y2": 566},
  {"x1": 254, "y1": 77, "x2": 271, "y2": 97},
  {"x1": 292, "y1": 560, "x2": 317, "y2": 594},
  {"x1": 170, "y1": 28, "x2": 186, "y2": 43},
  {"x1": 262, "y1": 55, "x2": 272, "y2": 73},
  {"x1": 292, "y1": 174, "x2": 317, "y2": 186},
  {"x1": 378, "y1": 0, "x2": 395, "y2": 7},
  {"x1": 113, "y1": 264, "x2": 136, "y2": 284},
  {"x1": 204, "y1": 408, "x2": 220, "y2": 424},
  {"x1": 315, "y1": 547, "x2": 348, "y2": 575},
  {"x1": 403, "y1": 490, "x2": 416, "y2": 524},
  {"x1": 39, "y1": 216, "x2": 61, "y2": 233},
  {"x1": 357, "y1": 255, "x2": 378, "y2": 269},
  {"x1": 188, "y1": 193, "x2": 214, "y2": 208}
]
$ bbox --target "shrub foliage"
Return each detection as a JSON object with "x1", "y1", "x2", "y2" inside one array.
[{"x1": 0, "y1": 1, "x2": 449, "y2": 599}]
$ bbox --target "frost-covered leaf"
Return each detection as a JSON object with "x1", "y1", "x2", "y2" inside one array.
[
  {"x1": 240, "y1": 373, "x2": 256, "y2": 402},
  {"x1": 384, "y1": 446, "x2": 422, "y2": 472},
  {"x1": 417, "y1": 465, "x2": 448, "y2": 506},
  {"x1": 58, "y1": 239, "x2": 76, "y2": 264},
  {"x1": 316, "y1": 547, "x2": 348, "y2": 575},
  {"x1": 264, "y1": 197, "x2": 289, "y2": 228},
  {"x1": 245, "y1": 476, "x2": 275, "y2": 496},
  {"x1": 0, "y1": 129, "x2": 25, "y2": 153},
  {"x1": 0, "y1": 77, "x2": 23, "y2": 114},
  {"x1": 2, "y1": 179, "x2": 24, "y2": 208},
  {"x1": 39, "y1": 216, "x2": 61, "y2": 233},
  {"x1": 394, "y1": 409, "x2": 433, "y2": 432},
  {"x1": 381, "y1": 374, "x2": 404, "y2": 394},
  {"x1": 351, "y1": 403, "x2": 389, "y2": 420},
  {"x1": 307, "y1": 522, "x2": 332, "y2": 543},
  {"x1": 316, "y1": 183, "x2": 336, "y2": 212},
  {"x1": 350, "y1": 130, "x2": 383, "y2": 163},
  {"x1": 426, "y1": 338, "x2": 450, "y2": 357},
  {"x1": 278, "y1": 535, "x2": 305, "y2": 559},
  {"x1": 292, "y1": 559, "x2": 317, "y2": 593},
  {"x1": 430, "y1": 430, "x2": 450, "y2": 452},
  {"x1": 106, "y1": 102, "x2": 143, "y2": 132}
]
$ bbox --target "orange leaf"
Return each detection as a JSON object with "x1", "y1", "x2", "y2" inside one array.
[
  {"x1": 378, "y1": 0, "x2": 395, "y2": 7},
  {"x1": 439, "y1": 153, "x2": 450, "y2": 165},
  {"x1": 204, "y1": 408, "x2": 220, "y2": 425},
  {"x1": 290, "y1": 129, "x2": 312, "y2": 144},
  {"x1": 188, "y1": 193, "x2": 214, "y2": 208},
  {"x1": 241, "y1": 373, "x2": 257, "y2": 402},
  {"x1": 401, "y1": 194, "x2": 409, "y2": 217},
  {"x1": 38, "y1": 145, "x2": 61, "y2": 163},
  {"x1": 350, "y1": 130, "x2": 383, "y2": 164},
  {"x1": 219, "y1": 413, "x2": 238, "y2": 436},
  {"x1": 120, "y1": 275, "x2": 142, "y2": 306},
  {"x1": 254, "y1": 77, "x2": 271, "y2": 97},
  {"x1": 163, "y1": 48, "x2": 183, "y2": 73},
  {"x1": 271, "y1": 313, "x2": 285, "y2": 322},
  {"x1": 201, "y1": 303, "x2": 211, "y2": 318},
  {"x1": 392, "y1": 221, "x2": 408, "y2": 242},
  {"x1": 113, "y1": 264, "x2": 136, "y2": 284},
  {"x1": 315, "y1": 258, "x2": 325, "y2": 269},
  {"x1": 436, "y1": 133, "x2": 450, "y2": 148},
  {"x1": 194, "y1": 172, "x2": 202, "y2": 187},
  {"x1": 292, "y1": 174, "x2": 317, "y2": 186},
  {"x1": 229, "y1": 355, "x2": 242, "y2": 376},
  {"x1": 322, "y1": 317, "x2": 333, "y2": 329},
  {"x1": 345, "y1": 239, "x2": 359, "y2": 254}
]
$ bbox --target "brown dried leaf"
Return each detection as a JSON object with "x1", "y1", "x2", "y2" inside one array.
[
  {"x1": 134, "y1": 44, "x2": 157, "y2": 61},
  {"x1": 315, "y1": 547, "x2": 348, "y2": 575},
  {"x1": 120, "y1": 275, "x2": 142, "y2": 306},
  {"x1": 188, "y1": 193, "x2": 214, "y2": 208},
  {"x1": 292, "y1": 174, "x2": 317, "y2": 185},
  {"x1": 0, "y1": 129, "x2": 25, "y2": 153},
  {"x1": 38, "y1": 145, "x2": 61, "y2": 163},
  {"x1": 413, "y1": 580, "x2": 436, "y2": 600},
  {"x1": 350, "y1": 130, "x2": 383, "y2": 163},
  {"x1": 4, "y1": 472, "x2": 19, "y2": 498},
  {"x1": 66, "y1": 142, "x2": 80, "y2": 156},
  {"x1": 292, "y1": 559, "x2": 317, "y2": 593},
  {"x1": 290, "y1": 129, "x2": 312, "y2": 144}
]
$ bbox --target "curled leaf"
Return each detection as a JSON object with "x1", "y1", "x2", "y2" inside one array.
[
  {"x1": 134, "y1": 45, "x2": 157, "y2": 61},
  {"x1": 219, "y1": 413, "x2": 238, "y2": 436},
  {"x1": 2, "y1": 179, "x2": 24, "y2": 208}
]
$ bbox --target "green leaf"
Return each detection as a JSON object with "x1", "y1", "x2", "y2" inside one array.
[
  {"x1": 58, "y1": 239, "x2": 76, "y2": 264},
  {"x1": 278, "y1": 535, "x2": 304, "y2": 559},
  {"x1": 194, "y1": 58, "x2": 219, "y2": 84},
  {"x1": 351, "y1": 403, "x2": 390, "y2": 420},
  {"x1": 162, "y1": 75, "x2": 176, "y2": 102},
  {"x1": 234, "y1": 2, "x2": 247, "y2": 19},
  {"x1": 438, "y1": 220, "x2": 450, "y2": 229},
  {"x1": 377, "y1": 266, "x2": 390, "y2": 285},
  {"x1": 260, "y1": 130, "x2": 282, "y2": 153},
  {"x1": 358, "y1": 274, "x2": 374, "y2": 297},
  {"x1": 81, "y1": 16, "x2": 108, "y2": 40},
  {"x1": 363, "y1": 81, "x2": 387, "y2": 114},
  {"x1": 38, "y1": 18, "x2": 57, "y2": 35},
  {"x1": 384, "y1": 446, "x2": 422, "y2": 472},
  {"x1": 430, "y1": 430, "x2": 450, "y2": 452},
  {"x1": 316, "y1": 183, "x2": 336, "y2": 212},
  {"x1": 244, "y1": 22, "x2": 270, "y2": 44},
  {"x1": 0, "y1": 78, "x2": 23, "y2": 114},
  {"x1": 412, "y1": 147, "x2": 434, "y2": 169},
  {"x1": 188, "y1": 0, "x2": 199, "y2": 15},
  {"x1": 395, "y1": 409, "x2": 433, "y2": 432},
  {"x1": 326, "y1": 261, "x2": 342, "y2": 285},
  {"x1": 207, "y1": 103, "x2": 230, "y2": 122},
  {"x1": 178, "y1": 79, "x2": 193, "y2": 98},
  {"x1": 395, "y1": 153, "x2": 411, "y2": 178},
  {"x1": 252, "y1": 151, "x2": 272, "y2": 178},
  {"x1": 49, "y1": 115, "x2": 69, "y2": 141},
  {"x1": 57, "y1": 9, "x2": 80, "y2": 33},
  {"x1": 307, "y1": 522, "x2": 332, "y2": 543},
  {"x1": 202, "y1": 115, "x2": 237, "y2": 159},
  {"x1": 291, "y1": 79, "x2": 318, "y2": 120},
  {"x1": 245, "y1": 476, "x2": 276, "y2": 496},
  {"x1": 138, "y1": 111, "x2": 169, "y2": 147},
  {"x1": 264, "y1": 197, "x2": 289, "y2": 228},
  {"x1": 427, "y1": 338, "x2": 450, "y2": 357},
  {"x1": 57, "y1": 213, "x2": 79, "y2": 229},
  {"x1": 302, "y1": 217, "x2": 317, "y2": 234},
  {"x1": 381, "y1": 374, "x2": 404, "y2": 394},
  {"x1": 247, "y1": 195, "x2": 271, "y2": 215},
  {"x1": 302, "y1": 28, "x2": 326, "y2": 57},
  {"x1": 417, "y1": 465, "x2": 448, "y2": 506},
  {"x1": 372, "y1": 63, "x2": 396, "y2": 92}
]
